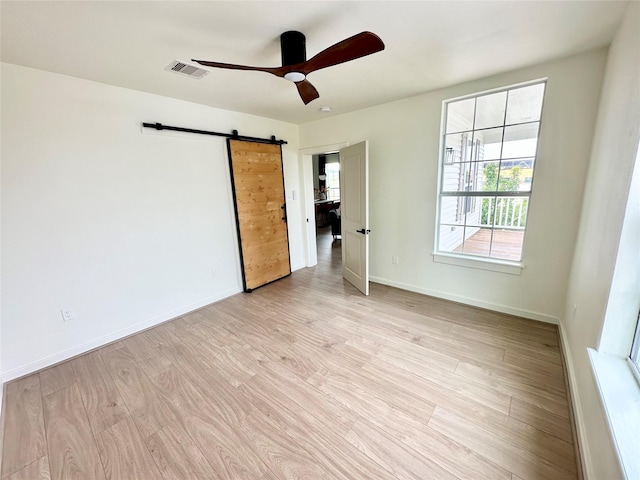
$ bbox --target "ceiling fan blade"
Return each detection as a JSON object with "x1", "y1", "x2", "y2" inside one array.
[
  {"x1": 295, "y1": 79, "x2": 319, "y2": 105},
  {"x1": 191, "y1": 59, "x2": 285, "y2": 77},
  {"x1": 301, "y1": 32, "x2": 385, "y2": 75}
]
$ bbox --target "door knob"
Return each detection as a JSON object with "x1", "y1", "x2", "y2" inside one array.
[{"x1": 356, "y1": 229, "x2": 371, "y2": 234}]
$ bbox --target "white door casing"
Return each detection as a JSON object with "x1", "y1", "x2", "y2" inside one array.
[{"x1": 339, "y1": 141, "x2": 369, "y2": 295}]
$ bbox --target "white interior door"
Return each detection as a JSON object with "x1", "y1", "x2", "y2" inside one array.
[{"x1": 340, "y1": 141, "x2": 369, "y2": 295}]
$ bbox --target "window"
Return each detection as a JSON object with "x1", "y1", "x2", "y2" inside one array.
[
  {"x1": 325, "y1": 162, "x2": 340, "y2": 200},
  {"x1": 436, "y1": 80, "x2": 546, "y2": 262}
]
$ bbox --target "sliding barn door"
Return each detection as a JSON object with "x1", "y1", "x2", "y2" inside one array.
[{"x1": 227, "y1": 139, "x2": 291, "y2": 292}]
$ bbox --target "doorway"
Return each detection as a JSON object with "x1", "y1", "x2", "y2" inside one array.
[
  {"x1": 312, "y1": 152, "x2": 341, "y2": 243},
  {"x1": 300, "y1": 143, "x2": 348, "y2": 268},
  {"x1": 300, "y1": 141, "x2": 370, "y2": 295}
]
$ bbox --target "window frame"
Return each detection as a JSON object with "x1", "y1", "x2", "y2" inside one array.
[
  {"x1": 629, "y1": 310, "x2": 640, "y2": 385},
  {"x1": 435, "y1": 79, "x2": 547, "y2": 265}
]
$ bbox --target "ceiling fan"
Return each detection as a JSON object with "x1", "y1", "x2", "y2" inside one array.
[{"x1": 192, "y1": 31, "x2": 385, "y2": 105}]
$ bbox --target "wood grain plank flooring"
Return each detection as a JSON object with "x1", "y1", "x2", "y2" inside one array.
[
  {"x1": 1, "y1": 229, "x2": 579, "y2": 479},
  {"x1": 95, "y1": 417, "x2": 162, "y2": 480},
  {"x1": 428, "y1": 406, "x2": 574, "y2": 480},
  {"x1": 119, "y1": 333, "x2": 174, "y2": 379},
  {"x1": 1, "y1": 375, "x2": 47, "y2": 478},
  {"x1": 145, "y1": 421, "x2": 220, "y2": 480},
  {"x1": 100, "y1": 346, "x2": 177, "y2": 439},
  {"x1": 238, "y1": 379, "x2": 390, "y2": 480},
  {"x1": 42, "y1": 384, "x2": 106, "y2": 480},
  {"x1": 68, "y1": 352, "x2": 129, "y2": 435},
  {"x1": 150, "y1": 367, "x2": 271, "y2": 480},
  {"x1": 5, "y1": 456, "x2": 50, "y2": 480},
  {"x1": 509, "y1": 397, "x2": 573, "y2": 443},
  {"x1": 345, "y1": 417, "x2": 457, "y2": 479},
  {"x1": 39, "y1": 362, "x2": 76, "y2": 398}
]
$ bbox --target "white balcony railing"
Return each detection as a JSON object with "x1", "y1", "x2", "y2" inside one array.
[{"x1": 481, "y1": 197, "x2": 528, "y2": 229}]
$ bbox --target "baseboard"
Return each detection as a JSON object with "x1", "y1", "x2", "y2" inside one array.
[
  {"x1": 369, "y1": 275, "x2": 560, "y2": 324},
  {"x1": 291, "y1": 262, "x2": 306, "y2": 272},
  {"x1": 558, "y1": 322, "x2": 593, "y2": 479},
  {"x1": 2, "y1": 287, "x2": 242, "y2": 383}
]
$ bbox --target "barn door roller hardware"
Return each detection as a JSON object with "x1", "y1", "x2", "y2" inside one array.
[{"x1": 142, "y1": 122, "x2": 287, "y2": 145}]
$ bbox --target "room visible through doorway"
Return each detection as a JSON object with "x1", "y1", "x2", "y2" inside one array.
[
  {"x1": 299, "y1": 142, "x2": 348, "y2": 269},
  {"x1": 309, "y1": 151, "x2": 342, "y2": 275},
  {"x1": 312, "y1": 153, "x2": 342, "y2": 254}
]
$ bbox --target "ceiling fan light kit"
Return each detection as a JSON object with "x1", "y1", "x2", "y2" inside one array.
[
  {"x1": 284, "y1": 72, "x2": 306, "y2": 82},
  {"x1": 193, "y1": 30, "x2": 384, "y2": 105}
]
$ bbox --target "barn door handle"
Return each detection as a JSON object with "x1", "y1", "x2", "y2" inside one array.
[
  {"x1": 281, "y1": 204, "x2": 287, "y2": 222},
  {"x1": 356, "y1": 229, "x2": 371, "y2": 234}
]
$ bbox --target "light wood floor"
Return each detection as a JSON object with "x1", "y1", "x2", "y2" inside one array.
[{"x1": 2, "y1": 228, "x2": 578, "y2": 479}]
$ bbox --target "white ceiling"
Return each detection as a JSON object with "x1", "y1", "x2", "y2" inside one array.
[{"x1": 1, "y1": 1, "x2": 629, "y2": 124}]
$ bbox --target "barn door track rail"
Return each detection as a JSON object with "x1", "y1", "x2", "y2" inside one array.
[{"x1": 142, "y1": 122, "x2": 287, "y2": 145}]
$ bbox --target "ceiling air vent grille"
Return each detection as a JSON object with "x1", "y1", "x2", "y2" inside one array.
[{"x1": 165, "y1": 60, "x2": 208, "y2": 79}]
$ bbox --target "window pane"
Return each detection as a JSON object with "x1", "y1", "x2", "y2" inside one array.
[
  {"x1": 493, "y1": 196, "x2": 529, "y2": 230},
  {"x1": 502, "y1": 123, "x2": 539, "y2": 158},
  {"x1": 489, "y1": 229, "x2": 525, "y2": 261},
  {"x1": 438, "y1": 224, "x2": 465, "y2": 253},
  {"x1": 506, "y1": 83, "x2": 545, "y2": 125},
  {"x1": 442, "y1": 163, "x2": 490, "y2": 196},
  {"x1": 475, "y1": 91, "x2": 507, "y2": 130},
  {"x1": 477, "y1": 162, "x2": 500, "y2": 191},
  {"x1": 439, "y1": 196, "x2": 466, "y2": 225},
  {"x1": 497, "y1": 158, "x2": 534, "y2": 192},
  {"x1": 444, "y1": 132, "x2": 473, "y2": 163},
  {"x1": 460, "y1": 227, "x2": 491, "y2": 257},
  {"x1": 442, "y1": 162, "x2": 467, "y2": 193},
  {"x1": 446, "y1": 98, "x2": 475, "y2": 133},
  {"x1": 465, "y1": 196, "x2": 500, "y2": 227},
  {"x1": 462, "y1": 195, "x2": 482, "y2": 222},
  {"x1": 474, "y1": 127, "x2": 503, "y2": 161}
]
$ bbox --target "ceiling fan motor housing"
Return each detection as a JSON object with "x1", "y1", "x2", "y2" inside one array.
[{"x1": 281, "y1": 31, "x2": 306, "y2": 66}]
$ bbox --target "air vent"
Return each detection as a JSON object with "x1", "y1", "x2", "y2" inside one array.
[{"x1": 165, "y1": 60, "x2": 209, "y2": 79}]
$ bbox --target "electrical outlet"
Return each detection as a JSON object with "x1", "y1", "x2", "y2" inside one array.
[
  {"x1": 61, "y1": 308, "x2": 76, "y2": 322},
  {"x1": 211, "y1": 267, "x2": 218, "y2": 277},
  {"x1": 392, "y1": 256, "x2": 400, "y2": 265}
]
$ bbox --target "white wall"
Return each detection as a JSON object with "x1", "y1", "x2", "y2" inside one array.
[
  {"x1": 299, "y1": 49, "x2": 607, "y2": 323},
  {"x1": 562, "y1": 2, "x2": 640, "y2": 478},
  {"x1": 1, "y1": 63, "x2": 301, "y2": 380}
]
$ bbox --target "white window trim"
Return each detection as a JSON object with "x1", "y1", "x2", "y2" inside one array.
[
  {"x1": 432, "y1": 251, "x2": 524, "y2": 275},
  {"x1": 588, "y1": 348, "x2": 640, "y2": 479}
]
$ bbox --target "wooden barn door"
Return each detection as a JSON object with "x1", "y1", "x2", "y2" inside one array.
[{"x1": 227, "y1": 139, "x2": 291, "y2": 292}]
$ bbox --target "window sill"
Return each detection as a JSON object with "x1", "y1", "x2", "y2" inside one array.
[
  {"x1": 432, "y1": 252, "x2": 524, "y2": 275},
  {"x1": 588, "y1": 348, "x2": 640, "y2": 479}
]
